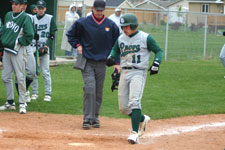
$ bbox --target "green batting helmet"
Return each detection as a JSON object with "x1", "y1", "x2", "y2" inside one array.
[{"x1": 120, "y1": 13, "x2": 138, "y2": 30}]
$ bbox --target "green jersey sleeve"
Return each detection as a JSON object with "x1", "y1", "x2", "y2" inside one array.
[
  {"x1": 110, "y1": 39, "x2": 120, "y2": 59},
  {"x1": 18, "y1": 16, "x2": 34, "y2": 46},
  {"x1": 147, "y1": 35, "x2": 163, "y2": 63},
  {"x1": 47, "y1": 17, "x2": 57, "y2": 46}
]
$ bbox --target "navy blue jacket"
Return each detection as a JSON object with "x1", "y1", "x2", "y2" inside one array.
[{"x1": 66, "y1": 14, "x2": 120, "y2": 61}]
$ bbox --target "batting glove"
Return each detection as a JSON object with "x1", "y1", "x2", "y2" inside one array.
[
  {"x1": 106, "y1": 55, "x2": 115, "y2": 67},
  {"x1": 149, "y1": 61, "x2": 160, "y2": 75}
]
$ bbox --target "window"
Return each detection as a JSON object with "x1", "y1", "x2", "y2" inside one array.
[{"x1": 202, "y1": 4, "x2": 209, "y2": 13}]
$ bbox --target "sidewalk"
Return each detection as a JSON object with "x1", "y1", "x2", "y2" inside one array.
[
  {"x1": 0, "y1": 57, "x2": 76, "y2": 67},
  {"x1": 50, "y1": 57, "x2": 75, "y2": 66}
]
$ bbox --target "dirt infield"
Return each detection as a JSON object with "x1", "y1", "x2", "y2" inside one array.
[{"x1": 0, "y1": 112, "x2": 224, "y2": 150}]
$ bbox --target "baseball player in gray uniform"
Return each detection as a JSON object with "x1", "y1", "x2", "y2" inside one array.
[
  {"x1": 106, "y1": 13, "x2": 163, "y2": 144},
  {"x1": 14, "y1": 0, "x2": 36, "y2": 103},
  {"x1": 30, "y1": 0, "x2": 57, "y2": 102},
  {"x1": 0, "y1": 0, "x2": 34, "y2": 114}
]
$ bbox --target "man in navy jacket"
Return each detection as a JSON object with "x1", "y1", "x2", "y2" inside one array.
[{"x1": 67, "y1": 0, "x2": 120, "y2": 129}]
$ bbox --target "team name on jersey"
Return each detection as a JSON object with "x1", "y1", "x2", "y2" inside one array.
[
  {"x1": 5, "y1": 21, "x2": 20, "y2": 33},
  {"x1": 120, "y1": 42, "x2": 141, "y2": 56},
  {"x1": 38, "y1": 24, "x2": 48, "y2": 31}
]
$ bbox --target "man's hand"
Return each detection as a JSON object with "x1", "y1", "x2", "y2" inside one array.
[
  {"x1": 148, "y1": 61, "x2": 160, "y2": 75},
  {"x1": 106, "y1": 56, "x2": 115, "y2": 67},
  {"x1": 77, "y1": 45, "x2": 82, "y2": 54}
]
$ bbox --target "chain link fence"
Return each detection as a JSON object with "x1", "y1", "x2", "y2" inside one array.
[{"x1": 57, "y1": 6, "x2": 225, "y2": 61}]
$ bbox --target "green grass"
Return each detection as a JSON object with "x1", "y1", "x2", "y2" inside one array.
[
  {"x1": 1, "y1": 59, "x2": 225, "y2": 120},
  {"x1": 139, "y1": 24, "x2": 225, "y2": 60},
  {"x1": 56, "y1": 24, "x2": 225, "y2": 60},
  {"x1": 56, "y1": 25, "x2": 65, "y2": 56}
]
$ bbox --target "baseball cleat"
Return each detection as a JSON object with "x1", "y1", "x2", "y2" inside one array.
[
  {"x1": 43, "y1": 95, "x2": 51, "y2": 102},
  {"x1": 19, "y1": 103, "x2": 26, "y2": 114},
  {"x1": 92, "y1": 120, "x2": 100, "y2": 128},
  {"x1": 0, "y1": 102, "x2": 16, "y2": 110},
  {"x1": 31, "y1": 94, "x2": 38, "y2": 100},
  {"x1": 128, "y1": 131, "x2": 139, "y2": 144},
  {"x1": 138, "y1": 115, "x2": 150, "y2": 137},
  {"x1": 82, "y1": 121, "x2": 91, "y2": 130}
]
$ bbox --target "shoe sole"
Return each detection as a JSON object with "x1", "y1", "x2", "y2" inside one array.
[
  {"x1": 128, "y1": 139, "x2": 137, "y2": 144},
  {"x1": 92, "y1": 124, "x2": 100, "y2": 128},
  {"x1": 82, "y1": 125, "x2": 91, "y2": 130},
  {"x1": 0, "y1": 107, "x2": 16, "y2": 111},
  {"x1": 44, "y1": 100, "x2": 51, "y2": 102},
  {"x1": 31, "y1": 96, "x2": 38, "y2": 100},
  {"x1": 0, "y1": 109, "x2": 16, "y2": 111},
  {"x1": 143, "y1": 118, "x2": 150, "y2": 131},
  {"x1": 139, "y1": 116, "x2": 150, "y2": 137}
]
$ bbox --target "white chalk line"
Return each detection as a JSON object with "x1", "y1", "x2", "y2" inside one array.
[
  {"x1": 146, "y1": 122, "x2": 225, "y2": 138},
  {"x1": 68, "y1": 143, "x2": 94, "y2": 146},
  {"x1": 44, "y1": 121, "x2": 225, "y2": 139},
  {"x1": 1, "y1": 121, "x2": 225, "y2": 142}
]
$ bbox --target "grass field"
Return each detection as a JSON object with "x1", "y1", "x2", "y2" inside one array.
[
  {"x1": 56, "y1": 24, "x2": 225, "y2": 61},
  {"x1": 0, "y1": 59, "x2": 224, "y2": 120}
]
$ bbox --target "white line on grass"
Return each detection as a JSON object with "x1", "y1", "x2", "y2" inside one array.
[{"x1": 146, "y1": 122, "x2": 225, "y2": 138}]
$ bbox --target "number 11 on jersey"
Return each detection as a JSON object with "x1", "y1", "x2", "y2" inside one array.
[{"x1": 132, "y1": 54, "x2": 141, "y2": 64}]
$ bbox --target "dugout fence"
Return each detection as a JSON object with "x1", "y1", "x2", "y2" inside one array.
[{"x1": 57, "y1": 6, "x2": 225, "y2": 61}]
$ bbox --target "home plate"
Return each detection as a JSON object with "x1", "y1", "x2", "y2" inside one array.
[
  {"x1": 68, "y1": 143, "x2": 94, "y2": 146},
  {"x1": 0, "y1": 128, "x2": 6, "y2": 133},
  {"x1": 0, "y1": 128, "x2": 6, "y2": 138}
]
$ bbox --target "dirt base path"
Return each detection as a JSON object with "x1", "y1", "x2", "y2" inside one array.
[{"x1": 0, "y1": 112, "x2": 224, "y2": 150}]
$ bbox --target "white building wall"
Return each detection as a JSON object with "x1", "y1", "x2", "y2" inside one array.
[
  {"x1": 58, "y1": 0, "x2": 94, "y2": 7},
  {"x1": 168, "y1": 0, "x2": 189, "y2": 24}
]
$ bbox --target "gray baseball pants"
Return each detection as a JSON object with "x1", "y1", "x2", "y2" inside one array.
[
  {"x1": 15, "y1": 45, "x2": 36, "y2": 83},
  {"x1": 81, "y1": 59, "x2": 106, "y2": 121},
  {"x1": 2, "y1": 48, "x2": 26, "y2": 103},
  {"x1": 31, "y1": 54, "x2": 51, "y2": 95},
  {"x1": 25, "y1": 45, "x2": 36, "y2": 80},
  {"x1": 118, "y1": 69, "x2": 147, "y2": 115}
]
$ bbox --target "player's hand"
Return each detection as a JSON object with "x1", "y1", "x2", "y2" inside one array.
[
  {"x1": 106, "y1": 55, "x2": 115, "y2": 67},
  {"x1": 77, "y1": 45, "x2": 82, "y2": 54},
  {"x1": 0, "y1": 50, "x2": 3, "y2": 62},
  {"x1": 113, "y1": 65, "x2": 120, "y2": 73},
  {"x1": 149, "y1": 61, "x2": 160, "y2": 75}
]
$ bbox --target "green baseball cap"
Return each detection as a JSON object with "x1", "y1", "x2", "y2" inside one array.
[
  {"x1": 11, "y1": 0, "x2": 24, "y2": 4},
  {"x1": 30, "y1": 4, "x2": 36, "y2": 10},
  {"x1": 23, "y1": 0, "x2": 27, "y2": 3},
  {"x1": 36, "y1": 0, "x2": 46, "y2": 8}
]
